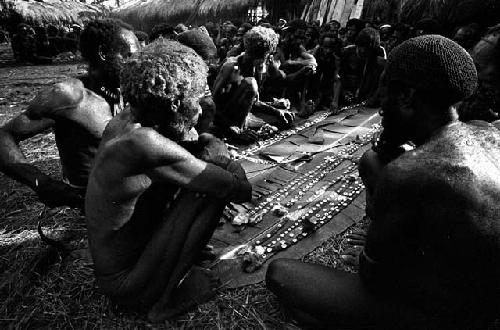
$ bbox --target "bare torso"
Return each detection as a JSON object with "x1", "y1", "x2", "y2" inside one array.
[
  {"x1": 85, "y1": 110, "x2": 252, "y2": 277},
  {"x1": 0, "y1": 78, "x2": 112, "y2": 188},
  {"x1": 363, "y1": 121, "x2": 500, "y2": 321}
]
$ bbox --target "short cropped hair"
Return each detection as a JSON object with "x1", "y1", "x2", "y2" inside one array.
[{"x1": 80, "y1": 19, "x2": 132, "y2": 65}]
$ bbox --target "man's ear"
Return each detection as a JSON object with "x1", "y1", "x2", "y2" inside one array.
[{"x1": 98, "y1": 44, "x2": 106, "y2": 62}]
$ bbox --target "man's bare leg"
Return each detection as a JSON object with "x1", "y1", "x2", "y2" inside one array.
[
  {"x1": 147, "y1": 191, "x2": 226, "y2": 321},
  {"x1": 341, "y1": 149, "x2": 386, "y2": 266},
  {"x1": 266, "y1": 259, "x2": 433, "y2": 329},
  {"x1": 98, "y1": 191, "x2": 225, "y2": 317}
]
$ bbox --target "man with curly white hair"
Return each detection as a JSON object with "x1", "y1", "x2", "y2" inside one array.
[
  {"x1": 212, "y1": 26, "x2": 296, "y2": 143},
  {"x1": 85, "y1": 39, "x2": 251, "y2": 321}
]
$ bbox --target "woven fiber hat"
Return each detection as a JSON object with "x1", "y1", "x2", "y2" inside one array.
[{"x1": 385, "y1": 35, "x2": 477, "y2": 105}]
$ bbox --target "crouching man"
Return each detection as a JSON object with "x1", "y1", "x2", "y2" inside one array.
[{"x1": 85, "y1": 40, "x2": 252, "y2": 322}]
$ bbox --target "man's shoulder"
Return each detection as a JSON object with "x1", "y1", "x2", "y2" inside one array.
[
  {"x1": 385, "y1": 124, "x2": 500, "y2": 193},
  {"x1": 47, "y1": 78, "x2": 85, "y2": 102},
  {"x1": 28, "y1": 78, "x2": 86, "y2": 117},
  {"x1": 104, "y1": 125, "x2": 172, "y2": 159}
]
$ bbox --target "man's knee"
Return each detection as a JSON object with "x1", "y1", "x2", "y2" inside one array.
[
  {"x1": 241, "y1": 77, "x2": 258, "y2": 95},
  {"x1": 266, "y1": 258, "x2": 296, "y2": 295},
  {"x1": 358, "y1": 149, "x2": 384, "y2": 191}
]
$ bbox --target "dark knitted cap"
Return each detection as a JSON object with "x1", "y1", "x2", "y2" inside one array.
[
  {"x1": 385, "y1": 35, "x2": 477, "y2": 104},
  {"x1": 177, "y1": 28, "x2": 217, "y2": 60}
]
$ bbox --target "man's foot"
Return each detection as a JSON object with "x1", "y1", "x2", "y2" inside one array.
[
  {"x1": 147, "y1": 267, "x2": 220, "y2": 322},
  {"x1": 340, "y1": 245, "x2": 363, "y2": 268}
]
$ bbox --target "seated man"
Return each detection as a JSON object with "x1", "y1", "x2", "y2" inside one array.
[
  {"x1": 85, "y1": 40, "x2": 252, "y2": 322},
  {"x1": 339, "y1": 27, "x2": 385, "y2": 107},
  {"x1": 212, "y1": 26, "x2": 295, "y2": 142},
  {"x1": 177, "y1": 28, "x2": 220, "y2": 135},
  {"x1": 310, "y1": 33, "x2": 341, "y2": 113},
  {"x1": 0, "y1": 19, "x2": 140, "y2": 208},
  {"x1": 459, "y1": 24, "x2": 500, "y2": 128},
  {"x1": 277, "y1": 20, "x2": 317, "y2": 113},
  {"x1": 266, "y1": 35, "x2": 500, "y2": 329},
  {"x1": 11, "y1": 24, "x2": 37, "y2": 64}
]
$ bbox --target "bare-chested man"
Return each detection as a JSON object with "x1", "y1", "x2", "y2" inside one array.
[
  {"x1": 212, "y1": 26, "x2": 296, "y2": 142},
  {"x1": 85, "y1": 40, "x2": 252, "y2": 321},
  {"x1": 266, "y1": 36, "x2": 500, "y2": 329},
  {"x1": 0, "y1": 19, "x2": 140, "y2": 208}
]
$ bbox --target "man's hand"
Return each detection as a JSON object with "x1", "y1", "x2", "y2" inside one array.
[
  {"x1": 35, "y1": 179, "x2": 84, "y2": 209},
  {"x1": 228, "y1": 126, "x2": 259, "y2": 144},
  {"x1": 198, "y1": 133, "x2": 231, "y2": 166},
  {"x1": 227, "y1": 160, "x2": 247, "y2": 181},
  {"x1": 276, "y1": 109, "x2": 295, "y2": 125}
]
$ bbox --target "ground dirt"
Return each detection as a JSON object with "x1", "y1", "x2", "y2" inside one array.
[{"x1": 0, "y1": 45, "x2": 378, "y2": 329}]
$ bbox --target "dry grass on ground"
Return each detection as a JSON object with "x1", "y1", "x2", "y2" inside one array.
[
  {"x1": 0, "y1": 61, "x2": 367, "y2": 329},
  {"x1": 0, "y1": 145, "x2": 366, "y2": 329}
]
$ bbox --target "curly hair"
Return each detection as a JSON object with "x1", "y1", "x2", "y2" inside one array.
[
  {"x1": 243, "y1": 26, "x2": 279, "y2": 59},
  {"x1": 121, "y1": 40, "x2": 208, "y2": 137},
  {"x1": 79, "y1": 19, "x2": 132, "y2": 65}
]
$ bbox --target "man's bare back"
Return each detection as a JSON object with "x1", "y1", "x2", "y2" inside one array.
[
  {"x1": 0, "y1": 78, "x2": 111, "y2": 206},
  {"x1": 362, "y1": 122, "x2": 500, "y2": 323}
]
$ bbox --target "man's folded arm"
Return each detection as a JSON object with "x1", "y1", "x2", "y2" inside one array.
[{"x1": 130, "y1": 128, "x2": 251, "y2": 202}]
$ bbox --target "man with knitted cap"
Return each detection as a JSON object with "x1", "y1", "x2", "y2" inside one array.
[
  {"x1": 85, "y1": 39, "x2": 251, "y2": 321},
  {"x1": 266, "y1": 35, "x2": 500, "y2": 329}
]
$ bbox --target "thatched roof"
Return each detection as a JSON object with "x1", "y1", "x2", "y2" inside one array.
[
  {"x1": 301, "y1": 0, "x2": 364, "y2": 26},
  {"x1": 114, "y1": 0, "x2": 260, "y2": 32},
  {"x1": 0, "y1": 0, "x2": 104, "y2": 27},
  {"x1": 363, "y1": 0, "x2": 500, "y2": 32}
]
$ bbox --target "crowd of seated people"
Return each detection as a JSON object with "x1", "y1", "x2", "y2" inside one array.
[
  {"x1": 1, "y1": 14, "x2": 500, "y2": 329},
  {"x1": 5, "y1": 22, "x2": 84, "y2": 64}
]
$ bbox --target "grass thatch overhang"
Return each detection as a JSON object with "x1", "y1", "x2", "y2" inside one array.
[
  {"x1": 0, "y1": 0, "x2": 105, "y2": 30},
  {"x1": 114, "y1": 0, "x2": 264, "y2": 32},
  {"x1": 362, "y1": 0, "x2": 500, "y2": 33}
]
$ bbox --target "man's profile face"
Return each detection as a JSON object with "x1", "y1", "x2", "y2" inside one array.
[
  {"x1": 380, "y1": 28, "x2": 391, "y2": 41},
  {"x1": 467, "y1": 34, "x2": 500, "y2": 118},
  {"x1": 453, "y1": 28, "x2": 471, "y2": 48},
  {"x1": 291, "y1": 29, "x2": 306, "y2": 48},
  {"x1": 380, "y1": 80, "x2": 416, "y2": 145},
  {"x1": 103, "y1": 29, "x2": 140, "y2": 87},
  {"x1": 347, "y1": 25, "x2": 357, "y2": 41},
  {"x1": 471, "y1": 35, "x2": 500, "y2": 90},
  {"x1": 321, "y1": 37, "x2": 336, "y2": 56}
]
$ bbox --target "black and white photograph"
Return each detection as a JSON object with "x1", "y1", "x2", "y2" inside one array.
[{"x1": 0, "y1": 0, "x2": 499, "y2": 328}]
